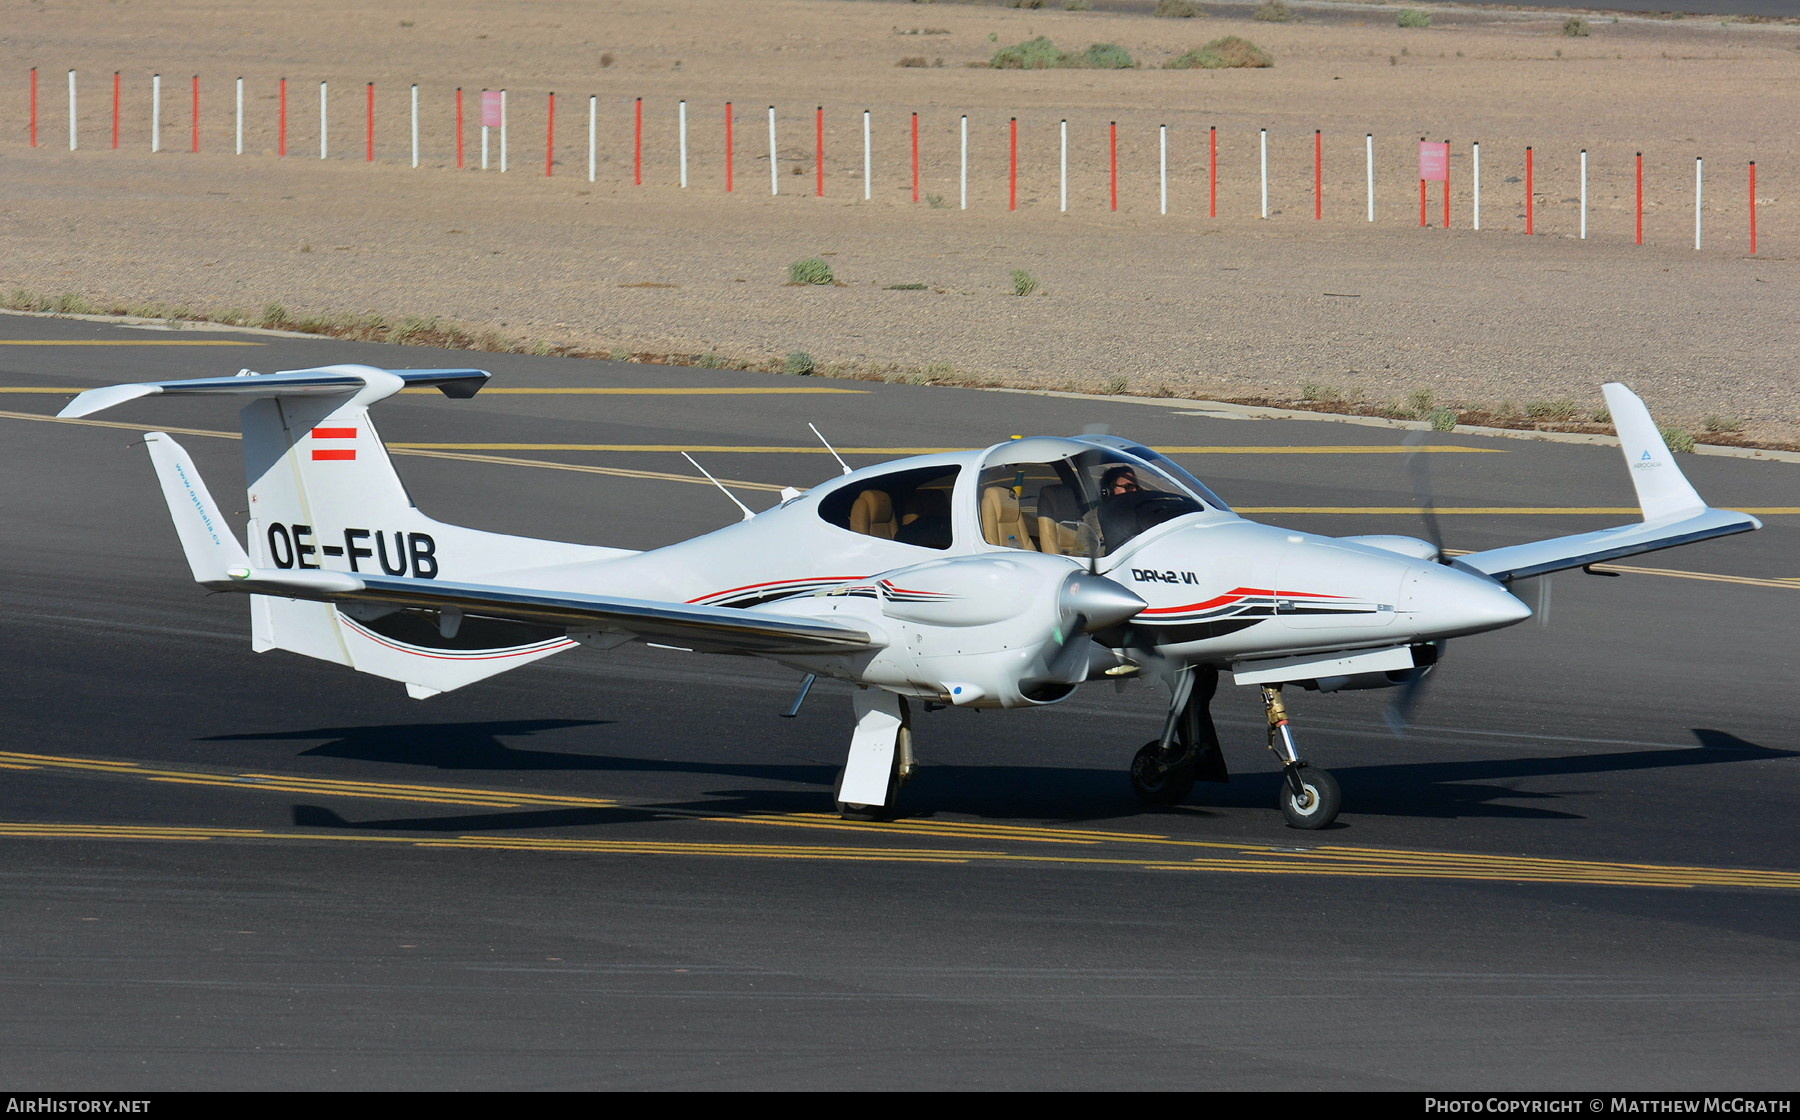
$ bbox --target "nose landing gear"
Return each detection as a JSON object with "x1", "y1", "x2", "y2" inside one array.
[{"x1": 1263, "y1": 684, "x2": 1341, "y2": 830}]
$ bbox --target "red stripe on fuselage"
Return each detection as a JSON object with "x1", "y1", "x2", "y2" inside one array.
[
  {"x1": 1139, "y1": 586, "x2": 1347, "y2": 616},
  {"x1": 686, "y1": 576, "x2": 864, "y2": 605}
]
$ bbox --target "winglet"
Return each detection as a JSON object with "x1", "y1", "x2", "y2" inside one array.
[
  {"x1": 1458, "y1": 385, "x2": 1760, "y2": 582},
  {"x1": 143, "y1": 432, "x2": 250, "y2": 582},
  {"x1": 1603, "y1": 382, "x2": 1704, "y2": 522}
]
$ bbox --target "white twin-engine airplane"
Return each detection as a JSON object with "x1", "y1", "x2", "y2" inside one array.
[{"x1": 61, "y1": 365, "x2": 1760, "y2": 829}]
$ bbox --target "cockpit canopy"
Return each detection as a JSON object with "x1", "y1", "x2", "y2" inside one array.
[
  {"x1": 974, "y1": 436, "x2": 1226, "y2": 556},
  {"x1": 814, "y1": 435, "x2": 1227, "y2": 557}
]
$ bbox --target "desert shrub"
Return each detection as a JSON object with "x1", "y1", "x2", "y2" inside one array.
[
  {"x1": 992, "y1": 35, "x2": 1068, "y2": 69},
  {"x1": 1428, "y1": 408, "x2": 1459, "y2": 432},
  {"x1": 1660, "y1": 426, "x2": 1695, "y2": 453},
  {"x1": 1077, "y1": 42, "x2": 1136, "y2": 68},
  {"x1": 897, "y1": 56, "x2": 928, "y2": 67},
  {"x1": 992, "y1": 37, "x2": 1137, "y2": 69},
  {"x1": 1701, "y1": 414, "x2": 1744, "y2": 434},
  {"x1": 1562, "y1": 17, "x2": 1590, "y2": 36},
  {"x1": 1153, "y1": 0, "x2": 1203, "y2": 17},
  {"x1": 1167, "y1": 36, "x2": 1273, "y2": 69},
  {"x1": 1525, "y1": 398, "x2": 1580, "y2": 422},
  {"x1": 1064, "y1": 0, "x2": 1092, "y2": 9},
  {"x1": 1008, "y1": 0, "x2": 1049, "y2": 8},
  {"x1": 1397, "y1": 9, "x2": 1431, "y2": 28},
  {"x1": 788, "y1": 257, "x2": 834, "y2": 285},
  {"x1": 1253, "y1": 0, "x2": 1293, "y2": 21},
  {"x1": 785, "y1": 351, "x2": 816, "y2": 376},
  {"x1": 1012, "y1": 269, "x2": 1040, "y2": 296}
]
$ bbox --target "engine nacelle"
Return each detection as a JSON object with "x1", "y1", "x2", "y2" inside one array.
[{"x1": 767, "y1": 552, "x2": 1144, "y2": 708}]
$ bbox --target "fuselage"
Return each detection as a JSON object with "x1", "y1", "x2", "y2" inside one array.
[{"x1": 486, "y1": 436, "x2": 1530, "y2": 674}]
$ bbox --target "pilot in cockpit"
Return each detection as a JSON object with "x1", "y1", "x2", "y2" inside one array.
[
  {"x1": 1077, "y1": 465, "x2": 1142, "y2": 553},
  {"x1": 1100, "y1": 465, "x2": 1140, "y2": 497}
]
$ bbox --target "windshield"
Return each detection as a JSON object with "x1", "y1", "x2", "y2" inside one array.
[{"x1": 1076, "y1": 435, "x2": 1232, "y2": 512}]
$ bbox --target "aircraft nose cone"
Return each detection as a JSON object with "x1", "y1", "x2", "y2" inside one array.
[
  {"x1": 1060, "y1": 573, "x2": 1147, "y2": 632},
  {"x1": 1401, "y1": 563, "x2": 1531, "y2": 638}
]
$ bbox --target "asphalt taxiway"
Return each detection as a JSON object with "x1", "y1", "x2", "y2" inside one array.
[{"x1": 1, "y1": 315, "x2": 1795, "y2": 1089}]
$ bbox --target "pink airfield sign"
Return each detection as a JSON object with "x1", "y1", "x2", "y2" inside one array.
[{"x1": 1419, "y1": 140, "x2": 1449, "y2": 182}]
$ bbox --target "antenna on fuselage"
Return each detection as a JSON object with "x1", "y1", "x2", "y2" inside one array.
[
  {"x1": 682, "y1": 452, "x2": 756, "y2": 522},
  {"x1": 809, "y1": 422, "x2": 853, "y2": 476}
]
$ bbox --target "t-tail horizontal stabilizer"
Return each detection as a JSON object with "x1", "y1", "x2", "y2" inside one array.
[
  {"x1": 57, "y1": 364, "x2": 490, "y2": 418},
  {"x1": 1459, "y1": 383, "x2": 1761, "y2": 582}
]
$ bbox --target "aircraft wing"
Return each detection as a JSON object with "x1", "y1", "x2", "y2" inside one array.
[
  {"x1": 1458, "y1": 383, "x2": 1762, "y2": 583},
  {"x1": 208, "y1": 569, "x2": 883, "y2": 656}
]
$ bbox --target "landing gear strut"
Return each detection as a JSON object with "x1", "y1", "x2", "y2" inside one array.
[
  {"x1": 1262, "y1": 684, "x2": 1341, "y2": 830},
  {"x1": 836, "y1": 690, "x2": 914, "y2": 821},
  {"x1": 1129, "y1": 667, "x2": 1229, "y2": 806}
]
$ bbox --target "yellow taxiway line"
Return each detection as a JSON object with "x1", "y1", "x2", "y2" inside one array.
[
  {"x1": 0, "y1": 340, "x2": 262, "y2": 347},
  {"x1": 1242, "y1": 506, "x2": 1800, "y2": 516},
  {"x1": 0, "y1": 384, "x2": 861, "y2": 394},
  {"x1": 0, "y1": 409, "x2": 792, "y2": 493},
  {"x1": 1, "y1": 818, "x2": 1794, "y2": 889},
  {"x1": 390, "y1": 443, "x2": 1504, "y2": 455},
  {"x1": 407, "y1": 387, "x2": 868, "y2": 395},
  {"x1": 5, "y1": 753, "x2": 1798, "y2": 889},
  {"x1": 2, "y1": 409, "x2": 1789, "y2": 568},
  {"x1": 0, "y1": 751, "x2": 613, "y2": 810}
]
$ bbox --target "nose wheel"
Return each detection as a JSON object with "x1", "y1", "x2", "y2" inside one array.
[
  {"x1": 1278, "y1": 764, "x2": 1340, "y2": 829},
  {"x1": 1264, "y1": 684, "x2": 1341, "y2": 830}
]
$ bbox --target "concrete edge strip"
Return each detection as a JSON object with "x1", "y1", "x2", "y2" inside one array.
[{"x1": 7, "y1": 309, "x2": 1794, "y2": 465}]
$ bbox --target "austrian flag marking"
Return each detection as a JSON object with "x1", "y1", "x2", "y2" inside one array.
[{"x1": 310, "y1": 426, "x2": 357, "y2": 461}]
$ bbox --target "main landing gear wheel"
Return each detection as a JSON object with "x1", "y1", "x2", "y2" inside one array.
[
  {"x1": 836, "y1": 694, "x2": 914, "y2": 822},
  {"x1": 1278, "y1": 765, "x2": 1340, "y2": 830},
  {"x1": 835, "y1": 764, "x2": 899, "y2": 821},
  {"x1": 1130, "y1": 741, "x2": 1197, "y2": 806}
]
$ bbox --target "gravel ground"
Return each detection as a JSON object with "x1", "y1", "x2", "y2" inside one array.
[{"x1": 1, "y1": 0, "x2": 1796, "y2": 446}]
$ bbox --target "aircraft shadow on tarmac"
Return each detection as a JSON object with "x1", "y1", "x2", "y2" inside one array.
[
  {"x1": 206, "y1": 715, "x2": 847, "y2": 794},
  {"x1": 235, "y1": 719, "x2": 1790, "y2": 834}
]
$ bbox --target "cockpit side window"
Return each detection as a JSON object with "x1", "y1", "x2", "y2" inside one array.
[{"x1": 818, "y1": 465, "x2": 960, "y2": 550}]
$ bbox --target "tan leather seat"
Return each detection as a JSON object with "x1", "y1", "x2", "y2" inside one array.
[
  {"x1": 849, "y1": 489, "x2": 898, "y2": 539},
  {"x1": 1035, "y1": 483, "x2": 1083, "y2": 556},
  {"x1": 898, "y1": 488, "x2": 952, "y2": 549},
  {"x1": 980, "y1": 485, "x2": 1037, "y2": 551}
]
